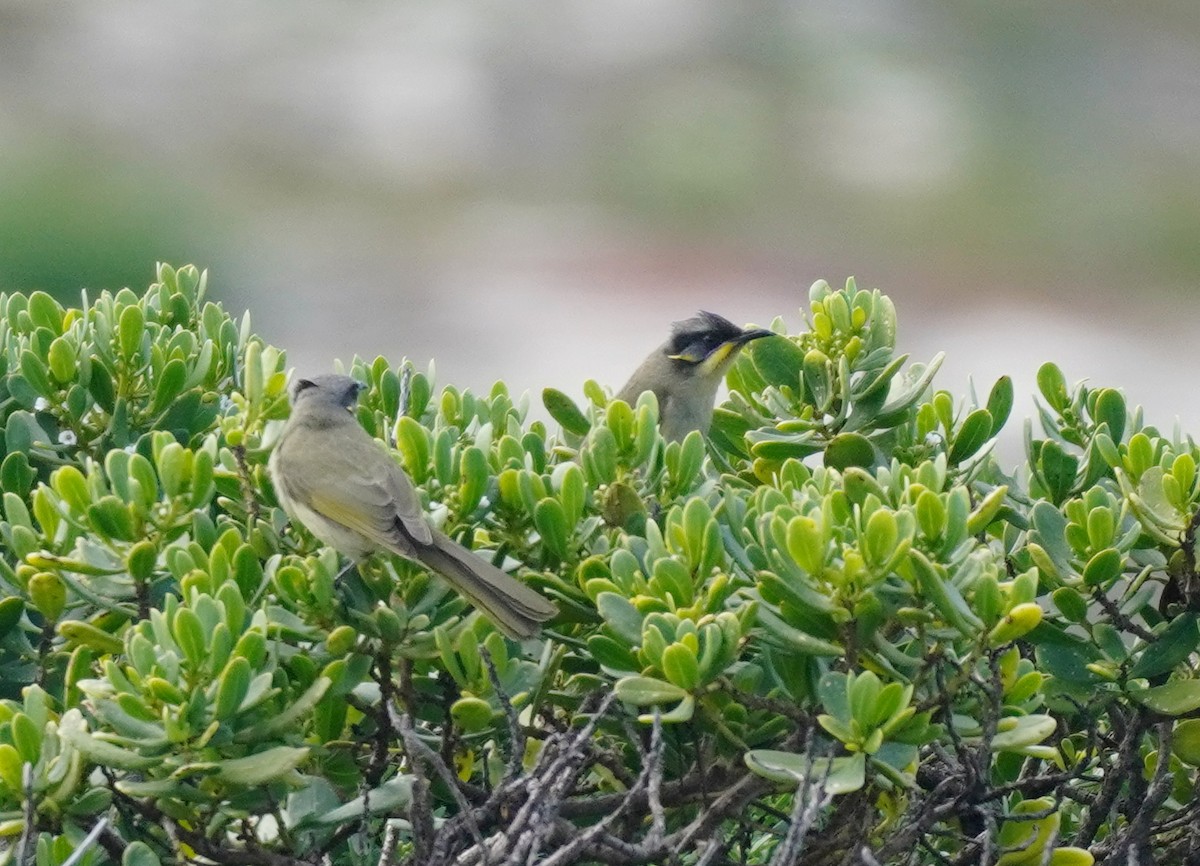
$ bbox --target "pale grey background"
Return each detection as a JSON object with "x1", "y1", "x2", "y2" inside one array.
[{"x1": 3, "y1": 1, "x2": 1199, "y2": 460}]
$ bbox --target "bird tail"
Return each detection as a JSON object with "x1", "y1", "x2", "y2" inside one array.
[{"x1": 416, "y1": 531, "x2": 557, "y2": 639}]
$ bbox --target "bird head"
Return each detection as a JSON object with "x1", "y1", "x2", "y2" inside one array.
[
  {"x1": 665, "y1": 311, "x2": 775, "y2": 378},
  {"x1": 289, "y1": 374, "x2": 366, "y2": 411}
]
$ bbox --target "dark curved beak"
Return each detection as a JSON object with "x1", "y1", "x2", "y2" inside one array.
[{"x1": 734, "y1": 327, "x2": 775, "y2": 345}]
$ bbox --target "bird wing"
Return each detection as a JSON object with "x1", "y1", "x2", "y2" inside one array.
[{"x1": 275, "y1": 424, "x2": 434, "y2": 550}]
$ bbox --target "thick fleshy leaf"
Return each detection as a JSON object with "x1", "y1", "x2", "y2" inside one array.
[
  {"x1": 744, "y1": 750, "x2": 865, "y2": 794},
  {"x1": 613, "y1": 676, "x2": 687, "y2": 706},
  {"x1": 542, "y1": 387, "x2": 591, "y2": 436},
  {"x1": 1133, "y1": 680, "x2": 1200, "y2": 716},
  {"x1": 317, "y1": 777, "x2": 415, "y2": 824},
  {"x1": 216, "y1": 746, "x2": 309, "y2": 785}
]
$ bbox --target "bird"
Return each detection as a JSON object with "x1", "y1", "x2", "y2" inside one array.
[
  {"x1": 268, "y1": 374, "x2": 557, "y2": 639},
  {"x1": 617, "y1": 311, "x2": 774, "y2": 441}
]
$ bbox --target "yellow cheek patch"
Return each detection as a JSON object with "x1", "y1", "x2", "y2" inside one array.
[
  {"x1": 697, "y1": 341, "x2": 737, "y2": 375},
  {"x1": 668, "y1": 349, "x2": 706, "y2": 363}
]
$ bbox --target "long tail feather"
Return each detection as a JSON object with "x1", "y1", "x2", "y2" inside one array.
[{"x1": 416, "y1": 531, "x2": 557, "y2": 638}]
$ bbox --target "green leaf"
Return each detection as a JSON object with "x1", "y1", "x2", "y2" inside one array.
[
  {"x1": 60, "y1": 711, "x2": 160, "y2": 769},
  {"x1": 1029, "y1": 501, "x2": 1072, "y2": 579},
  {"x1": 28, "y1": 572, "x2": 66, "y2": 620},
  {"x1": 987, "y1": 603, "x2": 1043, "y2": 645},
  {"x1": 57, "y1": 620, "x2": 124, "y2": 654},
  {"x1": 88, "y1": 358, "x2": 116, "y2": 412},
  {"x1": 394, "y1": 416, "x2": 430, "y2": 483},
  {"x1": 1047, "y1": 848, "x2": 1094, "y2": 866},
  {"x1": 216, "y1": 746, "x2": 309, "y2": 785},
  {"x1": 1051, "y1": 587, "x2": 1089, "y2": 624},
  {"x1": 173, "y1": 607, "x2": 206, "y2": 669},
  {"x1": 20, "y1": 350, "x2": 53, "y2": 398},
  {"x1": 1082, "y1": 548, "x2": 1122, "y2": 587},
  {"x1": 967, "y1": 485, "x2": 1008, "y2": 535},
  {"x1": 1, "y1": 451, "x2": 37, "y2": 497},
  {"x1": 235, "y1": 677, "x2": 332, "y2": 742},
  {"x1": 584, "y1": 426, "x2": 618, "y2": 486},
  {"x1": 915, "y1": 490, "x2": 946, "y2": 540},
  {"x1": 748, "y1": 335, "x2": 804, "y2": 387},
  {"x1": 986, "y1": 376, "x2": 1014, "y2": 436},
  {"x1": 949, "y1": 409, "x2": 994, "y2": 464},
  {"x1": 0, "y1": 597, "x2": 25, "y2": 640},
  {"x1": 848, "y1": 671, "x2": 882, "y2": 729},
  {"x1": 661, "y1": 642, "x2": 700, "y2": 691},
  {"x1": 1131, "y1": 614, "x2": 1200, "y2": 680},
  {"x1": 47, "y1": 337, "x2": 77, "y2": 385},
  {"x1": 214, "y1": 657, "x2": 253, "y2": 720},
  {"x1": 988, "y1": 715, "x2": 1056, "y2": 751},
  {"x1": 863, "y1": 509, "x2": 898, "y2": 569},
  {"x1": 1039, "y1": 440, "x2": 1078, "y2": 505},
  {"x1": 786, "y1": 515, "x2": 825, "y2": 574},
  {"x1": 6, "y1": 410, "x2": 49, "y2": 455},
  {"x1": 614, "y1": 675, "x2": 687, "y2": 706},
  {"x1": 1037, "y1": 362, "x2": 1068, "y2": 412},
  {"x1": 53, "y1": 465, "x2": 91, "y2": 512},
  {"x1": 152, "y1": 358, "x2": 188, "y2": 414},
  {"x1": 0, "y1": 744, "x2": 21, "y2": 792},
  {"x1": 542, "y1": 387, "x2": 591, "y2": 436},
  {"x1": 87, "y1": 495, "x2": 136, "y2": 541},
  {"x1": 317, "y1": 776, "x2": 414, "y2": 824},
  {"x1": 606, "y1": 399, "x2": 636, "y2": 452},
  {"x1": 744, "y1": 750, "x2": 865, "y2": 794},
  {"x1": 587, "y1": 635, "x2": 639, "y2": 673},
  {"x1": 122, "y1": 842, "x2": 162, "y2": 866},
  {"x1": 908, "y1": 549, "x2": 983, "y2": 635},
  {"x1": 10, "y1": 713, "x2": 41, "y2": 764},
  {"x1": 451, "y1": 697, "x2": 495, "y2": 732},
  {"x1": 756, "y1": 606, "x2": 844, "y2": 657},
  {"x1": 1132, "y1": 680, "x2": 1200, "y2": 716},
  {"x1": 27, "y1": 290, "x2": 64, "y2": 333},
  {"x1": 1172, "y1": 718, "x2": 1200, "y2": 767},
  {"x1": 534, "y1": 498, "x2": 571, "y2": 560},
  {"x1": 458, "y1": 446, "x2": 489, "y2": 515},
  {"x1": 1092, "y1": 388, "x2": 1126, "y2": 445},
  {"x1": 558, "y1": 463, "x2": 586, "y2": 528},
  {"x1": 597, "y1": 592, "x2": 643, "y2": 644},
  {"x1": 803, "y1": 349, "x2": 834, "y2": 411},
  {"x1": 119, "y1": 304, "x2": 145, "y2": 361},
  {"x1": 824, "y1": 432, "x2": 875, "y2": 471}
]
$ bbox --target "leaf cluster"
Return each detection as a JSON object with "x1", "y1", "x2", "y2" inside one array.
[{"x1": 2, "y1": 270, "x2": 1200, "y2": 865}]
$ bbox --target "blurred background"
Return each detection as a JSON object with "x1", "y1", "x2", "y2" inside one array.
[{"x1": 3, "y1": 0, "x2": 1199, "y2": 451}]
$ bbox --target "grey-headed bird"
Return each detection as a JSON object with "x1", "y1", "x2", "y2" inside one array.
[
  {"x1": 617, "y1": 311, "x2": 774, "y2": 441},
  {"x1": 269, "y1": 375, "x2": 557, "y2": 638}
]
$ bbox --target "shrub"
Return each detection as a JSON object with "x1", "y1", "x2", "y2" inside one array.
[{"x1": 0, "y1": 265, "x2": 1197, "y2": 865}]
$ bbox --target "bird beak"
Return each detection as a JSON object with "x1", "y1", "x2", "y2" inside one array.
[{"x1": 734, "y1": 327, "x2": 775, "y2": 345}]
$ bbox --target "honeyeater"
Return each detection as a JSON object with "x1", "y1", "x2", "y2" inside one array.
[
  {"x1": 617, "y1": 311, "x2": 774, "y2": 441},
  {"x1": 269, "y1": 374, "x2": 557, "y2": 638}
]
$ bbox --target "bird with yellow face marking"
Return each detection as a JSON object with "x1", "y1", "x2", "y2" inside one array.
[{"x1": 617, "y1": 311, "x2": 774, "y2": 441}]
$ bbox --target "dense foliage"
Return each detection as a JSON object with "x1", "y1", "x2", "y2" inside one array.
[{"x1": 2, "y1": 266, "x2": 1199, "y2": 865}]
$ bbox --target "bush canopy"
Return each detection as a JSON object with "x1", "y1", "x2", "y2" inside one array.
[{"x1": 2, "y1": 265, "x2": 1199, "y2": 866}]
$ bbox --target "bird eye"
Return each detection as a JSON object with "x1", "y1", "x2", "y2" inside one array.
[{"x1": 294, "y1": 378, "x2": 316, "y2": 393}]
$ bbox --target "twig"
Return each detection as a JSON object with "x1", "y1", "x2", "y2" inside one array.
[
  {"x1": 378, "y1": 820, "x2": 402, "y2": 866},
  {"x1": 1107, "y1": 721, "x2": 1174, "y2": 864},
  {"x1": 60, "y1": 818, "x2": 110, "y2": 866},
  {"x1": 16, "y1": 763, "x2": 35, "y2": 866},
  {"x1": 365, "y1": 646, "x2": 396, "y2": 786},
  {"x1": 766, "y1": 755, "x2": 834, "y2": 866},
  {"x1": 645, "y1": 711, "x2": 667, "y2": 847},
  {"x1": 231, "y1": 443, "x2": 260, "y2": 528},
  {"x1": 399, "y1": 713, "x2": 487, "y2": 864},
  {"x1": 481, "y1": 647, "x2": 526, "y2": 783}
]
